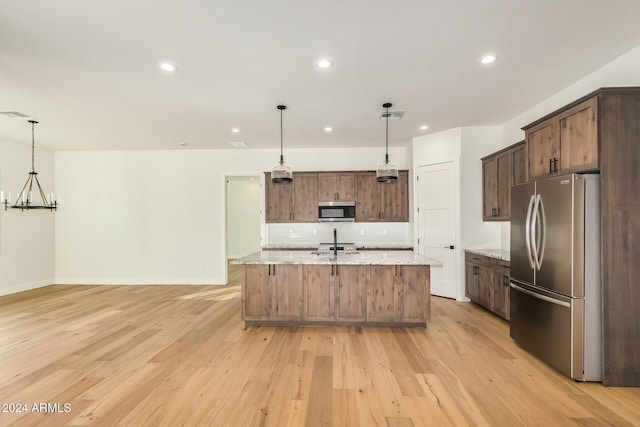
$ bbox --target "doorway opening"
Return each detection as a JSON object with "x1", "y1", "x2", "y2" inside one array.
[{"x1": 225, "y1": 175, "x2": 261, "y2": 283}]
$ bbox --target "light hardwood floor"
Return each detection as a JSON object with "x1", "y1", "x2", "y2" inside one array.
[{"x1": 1, "y1": 265, "x2": 639, "y2": 426}]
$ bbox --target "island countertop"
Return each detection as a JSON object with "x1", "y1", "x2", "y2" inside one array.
[{"x1": 232, "y1": 250, "x2": 441, "y2": 266}]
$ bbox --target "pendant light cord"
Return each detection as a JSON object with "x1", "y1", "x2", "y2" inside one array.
[
  {"x1": 385, "y1": 104, "x2": 390, "y2": 164},
  {"x1": 280, "y1": 107, "x2": 284, "y2": 165},
  {"x1": 30, "y1": 120, "x2": 37, "y2": 173}
]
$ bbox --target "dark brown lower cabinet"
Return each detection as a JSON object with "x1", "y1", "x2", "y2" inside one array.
[{"x1": 464, "y1": 252, "x2": 510, "y2": 321}]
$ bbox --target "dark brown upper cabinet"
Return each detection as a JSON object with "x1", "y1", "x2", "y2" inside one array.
[
  {"x1": 525, "y1": 97, "x2": 598, "y2": 181},
  {"x1": 481, "y1": 141, "x2": 525, "y2": 221}
]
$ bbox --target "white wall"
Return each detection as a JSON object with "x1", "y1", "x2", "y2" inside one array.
[
  {"x1": 54, "y1": 146, "x2": 407, "y2": 285},
  {"x1": 226, "y1": 176, "x2": 261, "y2": 259},
  {"x1": 0, "y1": 138, "x2": 55, "y2": 296},
  {"x1": 502, "y1": 44, "x2": 640, "y2": 145},
  {"x1": 412, "y1": 127, "x2": 503, "y2": 301}
]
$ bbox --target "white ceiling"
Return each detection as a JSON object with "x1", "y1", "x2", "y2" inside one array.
[{"x1": 2, "y1": 0, "x2": 640, "y2": 151}]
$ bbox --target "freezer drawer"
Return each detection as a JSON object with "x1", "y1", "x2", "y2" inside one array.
[{"x1": 509, "y1": 282, "x2": 586, "y2": 380}]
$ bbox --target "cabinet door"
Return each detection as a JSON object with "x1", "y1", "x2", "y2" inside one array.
[
  {"x1": 265, "y1": 173, "x2": 293, "y2": 223},
  {"x1": 337, "y1": 174, "x2": 356, "y2": 201},
  {"x1": 512, "y1": 143, "x2": 526, "y2": 186},
  {"x1": 496, "y1": 151, "x2": 512, "y2": 220},
  {"x1": 397, "y1": 266, "x2": 428, "y2": 323},
  {"x1": 318, "y1": 174, "x2": 338, "y2": 202},
  {"x1": 367, "y1": 265, "x2": 397, "y2": 321},
  {"x1": 490, "y1": 271, "x2": 506, "y2": 319},
  {"x1": 482, "y1": 157, "x2": 498, "y2": 220},
  {"x1": 465, "y1": 262, "x2": 479, "y2": 300},
  {"x1": 303, "y1": 265, "x2": 335, "y2": 321},
  {"x1": 336, "y1": 265, "x2": 367, "y2": 321},
  {"x1": 526, "y1": 119, "x2": 557, "y2": 180},
  {"x1": 272, "y1": 265, "x2": 303, "y2": 321},
  {"x1": 380, "y1": 170, "x2": 409, "y2": 221},
  {"x1": 558, "y1": 97, "x2": 598, "y2": 173},
  {"x1": 292, "y1": 173, "x2": 318, "y2": 222},
  {"x1": 476, "y1": 266, "x2": 492, "y2": 309},
  {"x1": 355, "y1": 173, "x2": 380, "y2": 222},
  {"x1": 243, "y1": 265, "x2": 271, "y2": 321},
  {"x1": 318, "y1": 173, "x2": 356, "y2": 202}
]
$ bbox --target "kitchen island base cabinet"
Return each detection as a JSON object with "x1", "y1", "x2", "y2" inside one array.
[
  {"x1": 367, "y1": 265, "x2": 429, "y2": 323},
  {"x1": 336, "y1": 266, "x2": 368, "y2": 322},
  {"x1": 242, "y1": 264, "x2": 303, "y2": 322},
  {"x1": 242, "y1": 263, "x2": 430, "y2": 327},
  {"x1": 303, "y1": 265, "x2": 335, "y2": 321}
]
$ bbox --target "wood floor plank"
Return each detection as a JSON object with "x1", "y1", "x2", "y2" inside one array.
[{"x1": 1, "y1": 268, "x2": 639, "y2": 426}]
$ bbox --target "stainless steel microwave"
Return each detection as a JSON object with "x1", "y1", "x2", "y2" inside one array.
[{"x1": 318, "y1": 201, "x2": 356, "y2": 222}]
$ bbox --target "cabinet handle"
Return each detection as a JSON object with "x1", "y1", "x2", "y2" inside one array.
[
  {"x1": 492, "y1": 208, "x2": 497, "y2": 217},
  {"x1": 335, "y1": 192, "x2": 338, "y2": 200},
  {"x1": 549, "y1": 158, "x2": 553, "y2": 174},
  {"x1": 331, "y1": 265, "x2": 334, "y2": 276},
  {"x1": 268, "y1": 265, "x2": 271, "y2": 276},
  {"x1": 553, "y1": 158, "x2": 558, "y2": 173}
]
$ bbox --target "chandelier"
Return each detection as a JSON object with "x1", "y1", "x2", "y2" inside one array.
[{"x1": 1, "y1": 120, "x2": 58, "y2": 211}]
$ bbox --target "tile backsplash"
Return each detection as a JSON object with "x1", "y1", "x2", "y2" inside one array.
[{"x1": 266, "y1": 222, "x2": 412, "y2": 247}]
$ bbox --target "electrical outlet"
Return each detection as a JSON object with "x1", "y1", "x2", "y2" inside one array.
[
  {"x1": 360, "y1": 229, "x2": 365, "y2": 236},
  {"x1": 382, "y1": 229, "x2": 387, "y2": 236},
  {"x1": 312, "y1": 229, "x2": 318, "y2": 236}
]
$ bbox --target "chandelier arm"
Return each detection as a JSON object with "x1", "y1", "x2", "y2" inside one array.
[
  {"x1": 16, "y1": 174, "x2": 33, "y2": 205},
  {"x1": 33, "y1": 174, "x2": 50, "y2": 207}
]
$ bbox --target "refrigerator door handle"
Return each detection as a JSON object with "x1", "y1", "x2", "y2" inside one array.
[
  {"x1": 535, "y1": 194, "x2": 547, "y2": 270},
  {"x1": 529, "y1": 194, "x2": 540, "y2": 268},
  {"x1": 510, "y1": 283, "x2": 571, "y2": 308},
  {"x1": 525, "y1": 194, "x2": 536, "y2": 269}
]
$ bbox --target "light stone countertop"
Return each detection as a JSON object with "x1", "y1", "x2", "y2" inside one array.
[
  {"x1": 261, "y1": 244, "x2": 413, "y2": 250},
  {"x1": 232, "y1": 250, "x2": 441, "y2": 266},
  {"x1": 464, "y1": 248, "x2": 510, "y2": 262}
]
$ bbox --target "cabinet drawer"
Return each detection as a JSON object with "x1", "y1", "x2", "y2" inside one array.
[{"x1": 464, "y1": 252, "x2": 492, "y2": 267}]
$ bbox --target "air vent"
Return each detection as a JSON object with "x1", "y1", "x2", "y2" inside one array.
[
  {"x1": 0, "y1": 111, "x2": 32, "y2": 119},
  {"x1": 380, "y1": 110, "x2": 405, "y2": 120},
  {"x1": 228, "y1": 141, "x2": 249, "y2": 148}
]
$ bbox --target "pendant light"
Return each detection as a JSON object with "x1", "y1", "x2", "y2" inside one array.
[
  {"x1": 376, "y1": 102, "x2": 399, "y2": 183},
  {"x1": 271, "y1": 104, "x2": 293, "y2": 183},
  {"x1": 2, "y1": 120, "x2": 58, "y2": 211}
]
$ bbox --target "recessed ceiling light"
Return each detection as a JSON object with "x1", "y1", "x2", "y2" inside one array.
[
  {"x1": 160, "y1": 63, "x2": 178, "y2": 72},
  {"x1": 179, "y1": 141, "x2": 187, "y2": 147},
  {"x1": 324, "y1": 127, "x2": 333, "y2": 132},
  {"x1": 420, "y1": 125, "x2": 429, "y2": 130},
  {"x1": 480, "y1": 55, "x2": 497, "y2": 64},
  {"x1": 317, "y1": 59, "x2": 333, "y2": 69},
  {"x1": 231, "y1": 128, "x2": 240, "y2": 133}
]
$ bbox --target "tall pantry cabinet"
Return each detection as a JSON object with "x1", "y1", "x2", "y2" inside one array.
[{"x1": 522, "y1": 87, "x2": 640, "y2": 387}]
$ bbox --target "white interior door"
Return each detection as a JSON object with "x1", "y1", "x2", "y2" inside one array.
[{"x1": 417, "y1": 162, "x2": 458, "y2": 299}]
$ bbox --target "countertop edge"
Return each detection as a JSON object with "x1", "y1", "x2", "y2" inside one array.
[{"x1": 464, "y1": 248, "x2": 510, "y2": 262}]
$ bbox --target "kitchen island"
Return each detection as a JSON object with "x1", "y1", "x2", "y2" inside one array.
[{"x1": 232, "y1": 250, "x2": 440, "y2": 327}]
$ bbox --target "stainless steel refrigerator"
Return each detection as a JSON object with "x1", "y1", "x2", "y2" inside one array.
[{"x1": 510, "y1": 173, "x2": 601, "y2": 381}]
